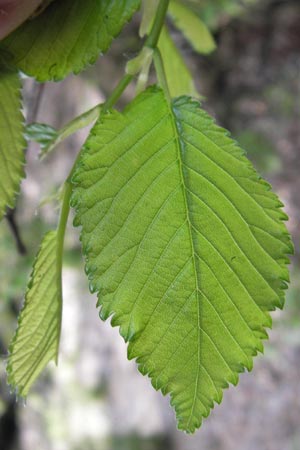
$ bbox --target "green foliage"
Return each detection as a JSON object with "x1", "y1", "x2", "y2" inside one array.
[
  {"x1": 0, "y1": 0, "x2": 293, "y2": 435},
  {"x1": 72, "y1": 87, "x2": 291, "y2": 432},
  {"x1": 0, "y1": 0, "x2": 141, "y2": 81},
  {"x1": 25, "y1": 105, "x2": 101, "y2": 158},
  {"x1": 25, "y1": 123, "x2": 58, "y2": 154},
  {"x1": 7, "y1": 231, "x2": 62, "y2": 396},
  {"x1": 139, "y1": 0, "x2": 159, "y2": 38},
  {"x1": 183, "y1": 0, "x2": 258, "y2": 29},
  {"x1": 168, "y1": 0, "x2": 216, "y2": 54},
  {"x1": 158, "y1": 26, "x2": 199, "y2": 98},
  {"x1": 0, "y1": 60, "x2": 25, "y2": 220}
]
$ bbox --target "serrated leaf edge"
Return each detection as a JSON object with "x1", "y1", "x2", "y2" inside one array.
[
  {"x1": 6, "y1": 230, "x2": 60, "y2": 397},
  {"x1": 71, "y1": 86, "x2": 293, "y2": 432},
  {"x1": 0, "y1": 66, "x2": 26, "y2": 219}
]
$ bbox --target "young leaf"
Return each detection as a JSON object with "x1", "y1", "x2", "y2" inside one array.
[
  {"x1": 168, "y1": 0, "x2": 216, "y2": 54},
  {"x1": 0, "y1": 62, "x2": 25, "y2": 220},
  {"x1": 7, "y1": 231, "x2": 62, "y2": 396},
  {"x1": 158, "y1": 26, "x2": 199, "y2": 98},
  {"x1": 25, "y1": 122, "x2": 58, "y2": 153},
  {"x1": 72, "y1": 87, "x2": 292, "y2": 432},
  {"x1": 0, "y1": 0, "x2": 141, "y2": 82}
]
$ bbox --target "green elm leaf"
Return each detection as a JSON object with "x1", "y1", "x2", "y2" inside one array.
[
  {"x1": 168, "y1": 0, "x2": 216, "y2": 54},
  {"x1": 7, "y1": 231, "x2": 62, "y2": 396},
  {"x1": 71, "y1": 87, "x2": 292, "y2": 432},
  {"x1": 0, "y1": 0, "x2": 141, "y2": 82},
  {"x1": 0, "y1": 62, "x2": 25, "y2": 220},
  {"x1": 158, "y1": 26, "x2": 199, "y2": 98}
]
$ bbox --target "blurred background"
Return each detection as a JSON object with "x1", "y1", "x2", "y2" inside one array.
[{"x1": 1, "y1": 0, "x2": 300, "y2": 449}]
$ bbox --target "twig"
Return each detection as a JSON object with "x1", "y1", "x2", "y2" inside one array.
[{"x1": 5, "y1": 208, "x2": 27, "y2": 255}]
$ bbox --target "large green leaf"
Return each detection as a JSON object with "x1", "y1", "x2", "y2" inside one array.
[
  {"x1": 168, "y1": 0, "x2": 216, "y2": 54},
  {"x1": 7, "y1": 231, "x2": 62, "y2": 396},
  {"x1": 0, "y1": 0, "x2": 141, "y2": 81},
  {"x1": 0, "y1": 61, "x2": 25, "y2": 220},
  {"x1": 158, "y1": 26, "x2": 199, "y2": 98},
  {"x1": 72, "y1": 87, "x2": 291, "y2": 432}
]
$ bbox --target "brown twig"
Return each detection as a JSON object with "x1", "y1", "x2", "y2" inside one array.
[{"x1": 5, "y1": 208, "x2": 27, "y2": 255}]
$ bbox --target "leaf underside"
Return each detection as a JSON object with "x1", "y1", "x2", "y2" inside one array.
[
  {"x1": 0, "y1": 0, "x2": 141, "y2": 82},
  {"x1": 72, "y1": 87, "x2": 291, "y2": 432},
  {"x1": 0, "y1": 63, "x2": 25, "y2": 220},
  {"x1": 7, "y1": 231, "x2": 62, "y2": 397}
]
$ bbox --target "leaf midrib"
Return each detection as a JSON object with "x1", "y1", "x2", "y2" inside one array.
[{"x1": 168, "y1": 99, "x2": 201, "y2": 426}]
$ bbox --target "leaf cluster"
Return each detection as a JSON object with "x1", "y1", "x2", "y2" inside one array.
[{"x1": 0, "y1": 0, "x2": 292, "y2": 434}]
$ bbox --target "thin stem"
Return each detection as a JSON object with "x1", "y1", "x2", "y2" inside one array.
[
  {"x1": 153, "y1": 47, "x2": 171, "y2": 102},
  {"x1": 145, "y1": 0, "x2": 170, "y2": 49},
  {"x1": 56, "y1": 104, "x2": 100, "y2": 142},
  {"x1": 42, "y1": 75, "x2": 133, "y2": 159},
  {"x1": 54, "y1": 138, "x2": 82, "y2": 362},
  {"x1": 55, "y1": 180, "x2": 72, "y2": 363},
  {"x1": 5, "y1": 208, "x2": 27, "y2": 255},
  {"x1": 101, "y1": 73, "x2": 133, "y2": 113},
  {"x1": 41, "y1": 104, "x2": 101, "y2": 159}
]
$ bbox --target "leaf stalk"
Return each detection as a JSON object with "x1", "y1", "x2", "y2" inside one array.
[
  {"x1": 145, "y1": 0, "x2": 170, "y2": 49},
  {"x1": 153, "y1": 47, "x2": 171, "y2": 102}
]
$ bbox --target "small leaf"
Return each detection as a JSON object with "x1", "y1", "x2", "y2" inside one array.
[
  {"x1": 7, "y1": 231, "x2": 62, "y2": 396},
  {"x1": 0, "y1": 60, "x2": 25, "y2": 220},
  {"x1": 35, "y1": 104, "x2": 101, "y2": 159},
  {"x1": 25, "y1": 122, "x2": 58, "y2": 153},
  {"x1": 158, "y1": 26, "x2": 199, "y2": 98},
  {"x1": 72, "y1": 87, "x2": 292, "y2": 432},
  {"x1": 0, "y1": 0, "x2": 141, "y2": 81},
  {"x1": 168, "y1": 0, "x2": 216, "y2": 54}
]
